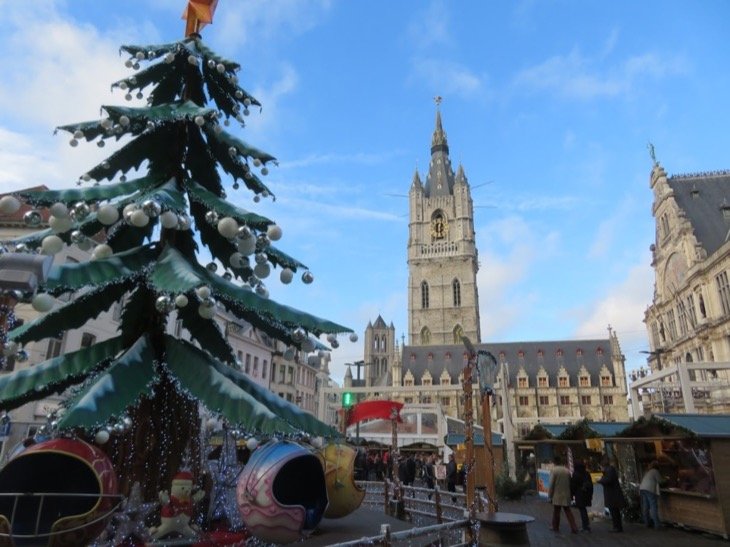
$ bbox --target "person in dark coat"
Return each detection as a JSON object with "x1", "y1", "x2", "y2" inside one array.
[
  {"x1": 598, "y1": 456, "x2": 626, "y2": 532},
  {"x1": 446, "y1": 454, "x2": 458, "y2": 502},
  {"x1": 405, "y1": 454, "x2": 417, "y2": 486},
  {"x1": 570, "y1": 460, "x2": 594, "y2": 532},
  {"x1": 423, "y1": 454, "x2": 436, "y2": 499}
]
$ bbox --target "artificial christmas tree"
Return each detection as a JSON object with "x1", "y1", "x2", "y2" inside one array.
[{"x1": 0, "y1": 3, "x2": 350, "y2": 505}]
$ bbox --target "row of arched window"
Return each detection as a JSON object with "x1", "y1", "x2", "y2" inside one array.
[
  {"x1": 372, "y1": 334, "x2": 387, "y2": 352},
  {"x1": 420, "y1": 279, "x2": 461, "y2": 309},
  {"x1": 419, "y1": 324, "x2": 465, "y2": 345}
]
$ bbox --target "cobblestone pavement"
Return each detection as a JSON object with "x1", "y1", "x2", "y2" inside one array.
[
  {"x1": 302, "y1": 488, "x2": 728, "y2": 546},
  {"x1": 499, "y1": 494, "x2": 727, "y2": 546}
]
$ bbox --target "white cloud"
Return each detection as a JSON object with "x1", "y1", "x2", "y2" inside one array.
[
  {"x1": 280, "y1": 150, "x2": 404, "y2": 169},
  {"x1": 410, "y1": 58, "x2": 483, "y2": 98},
  {"x1": 513, "y1": 48, "x2": 688, "y2": 100},
  {"x1": 587, "y1": 195, "x2": 638, "y2": 259},
  {"x1": 406, "y1": 0, "x2": 452, "y2": 50},
  {"x1": 211, "y1": 0, "x2": 333, "y2": 51},
  {"x1": 573, "y1": 261, "x2": 653, "y2": 351},
  {"x1": 476, "y1": 216, "x2": 559, "y2": 337}
]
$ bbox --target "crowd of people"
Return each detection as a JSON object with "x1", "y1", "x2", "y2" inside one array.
[{"x1": 547, "y1": 454, "x2": 665, "y2": 534}]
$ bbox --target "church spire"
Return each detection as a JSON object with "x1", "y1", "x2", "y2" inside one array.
[
  {"x1": 424, "y1": 97, "x2": 455, "y2": 197},
  {"x1": 431, "y1": 100, "x2": 449, "y2": 155}
]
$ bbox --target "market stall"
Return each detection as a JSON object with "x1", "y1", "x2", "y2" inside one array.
[{"x1": 605, "y1": 414, "x2": 730, "y2": 538}]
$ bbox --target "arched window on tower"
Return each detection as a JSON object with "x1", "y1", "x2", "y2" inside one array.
[
  {"x1": 452, "y1": 278, "x2": 461, "y2": 307},
  {"x1": 421, "y1": 281, "x2": 430, "y2": 309},
  {"x1": 453, "y1": 324, "x2": 464, "y2": 344},
  {"x1": 381, "y1": 335, "x2": 387, "y2": 353},
  {"x1": 420, "y1": 326, "x2": 431, "y2": 345}
]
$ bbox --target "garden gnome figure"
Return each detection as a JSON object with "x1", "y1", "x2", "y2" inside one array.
[{"x1": 150, "y1": 470, "x2": 205, "y2": 539}]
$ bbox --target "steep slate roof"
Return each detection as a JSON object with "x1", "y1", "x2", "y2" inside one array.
[
  {"x1": 372, "y1": 315, "x2": 388, "y2": 329},
  {"x1": 423, "y1": 109, "x2": 456, "y2": 198},
  {"x1": 402, "y1": 338, "x2": 615, "y2": 386},
  {"x1": 667, "y1": 171, "x2": 730, "y2": 256}
]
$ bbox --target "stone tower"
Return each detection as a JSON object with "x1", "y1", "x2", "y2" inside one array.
[
  {"x1": 408, "y1": 108, "x2": 481, "y2": 345},
  {"x1": 363, "y1": 315, "x2": 396, "y2": 386}
]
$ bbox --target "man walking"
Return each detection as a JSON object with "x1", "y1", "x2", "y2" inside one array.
[
  {"x1": 446, "y1": 454, "x2": 458, "y2": 503},
  {"x1": 548, "y1": 455, "x2": 579, "y2": 534}
]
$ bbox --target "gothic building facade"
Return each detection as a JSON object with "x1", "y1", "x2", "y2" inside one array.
[
  {"x1": 356, "y1": 109, "x2": 629, "y2": 436},
  {"x1": 641, "y1": 161, "x2": 730, "y2": 413},
  {"x1": 408, "y1": 110, "x2": 481, "y2": 346}
]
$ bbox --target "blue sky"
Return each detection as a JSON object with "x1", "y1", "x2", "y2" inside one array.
[{"x1": 2, "y1": 1, "x2": 729, "y2": 384}]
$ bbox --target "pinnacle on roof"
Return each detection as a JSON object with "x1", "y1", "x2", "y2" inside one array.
[
  {"x1": 411, "y1": 169, "x2": 423, "y2": 189},
  {"x1": 431, "y1": 108, "x2": 449, "y2": 155},
  {"x1": 455, "y1": 164, "x2": 467, "y2": 185}
]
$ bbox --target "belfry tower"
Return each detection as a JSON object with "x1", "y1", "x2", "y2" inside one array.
[{"x1": 407, "y1": 105, "x2": 481, "y2": 346}]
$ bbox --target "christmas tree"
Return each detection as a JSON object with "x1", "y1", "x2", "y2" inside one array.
[{"x1": 0, "y1": 4, "x2": 350, "y2": 499}]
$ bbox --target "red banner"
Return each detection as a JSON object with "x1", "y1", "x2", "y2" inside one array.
[{"x1": 346, "y1": 400, "x2": 403, "y2": 427}]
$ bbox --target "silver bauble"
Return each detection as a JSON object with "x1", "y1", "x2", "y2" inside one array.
[
  {"x1": 155, "y1": 295, "x2": 172, "y2": 312},
  {"x1": 177, "y1": 214, "x2": 191, "y2": 230},
  {"x1": 141, "y1": 199, "x2": 161, "y2": 217},
  {"x1": 349, "y1": 332, "x2": 359, "y2": 343},
  {"x1": 73, "y1": 201, "x2": 91, "y2": 221},
  {"x1": 236, "y1": 225, "x2": 251, "y2": 240},
  {"x1": 253, "y1": 263, "x2": 270, "y2": 279},
  {"x1": 70, "y1": 230, "x2": 85, "y2": 244},
  {"x1": 222, "y1": 272, "x2": 233, "y2": 281},
  {"x1": 16, "y1": 349, "x2": 29, "y2": 362},
  {"x1": 254, "y1": 252, "x2": 267, "y2": 265},
  {"x1": 302, "y1": 271, "x2": 314, "y2": 284},
  {"x1": 205, "y1": 210, "x2": 219, "y2": 225},
  {"x1": 292, "y1": 327, "x2": 306, "y2": 342},
  {"x1": 206, "y1": 262, "x2": 218, "y2": 273},
  {"x1": 23, "y1": 210, "x2": 42, "y2": 227},
  {"x1": 256, "y1": 234, "x2": 270, "y2": 249}
]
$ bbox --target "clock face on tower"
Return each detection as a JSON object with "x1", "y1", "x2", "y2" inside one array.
[{"x1": 431, "y1": 214, "x2": 448, "y2": 239}]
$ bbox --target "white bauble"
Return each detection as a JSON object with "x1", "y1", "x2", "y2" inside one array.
[
  {"x1": 97, "y1": 205, "x2": 120, "y2": 225},
  {"x1": 266, "y1": 224, "x2": 282, "y2": 241},
  {"x1": 217, "y1": 217, "x2": 239, "y2": 239},
  {"x1": 237, "y1": 236, "x2": 256, "y2": 256},
  {"x1": 280, "y1": 268, "x2": 294, "y2": 284},
  {"x1": 196, "y1": 286, "x2": 211, "y2": 299},
  {"x1": 31, "y1": 293, "x2": 55, "y2": 312},
  {"x1": 122, "y1": 203, "x2": 137, "y2": 217},
  {"x1": 160, "y1": 210, "x2": 179, "y2": 229},
  {"x1": 0, "y1": 196, "x2": 21, "y2": 215},
  {"x1": 49, "y1": 215, "x2": 74, "y2": 234},
  {"x1": 310, "y1": 437, "x2": 324, "y2": 449},
  {"x1": 95, "y1": 430, "x2": 110, "y2": 445},
  {"x1": 246, "y1": 438, "x2": 259, "y2": 451},
  {"x1": 253, "y1": 263, "x2": 270, "y2": 279},
  {"x1": 130, "y1": 210, "x2": 149, "y2": 227},
  {"x1": 198, "y1": 304, "x2": 215, "y2": 319},
  {"x1": 301, "y1": 338, "x2": 315, "y2": 352},
  {"x1": 92, "y1": 244, "x2": 113, "y2": 260},
  {"x1": 229, "y1": 252, "x2": 245, "y2": 269},
  {"x1": 49, "y1": 202, "x2": 69, "y2": 218},
  {"x1": 175, "y1": 294, "x2": 189, "y2": 308},
  {"x1": 41, "y1": 235, "x2": 64, "y2": 255},
  {"x1": 326, "y1": 333, "x2": 336, "y2": 343}
]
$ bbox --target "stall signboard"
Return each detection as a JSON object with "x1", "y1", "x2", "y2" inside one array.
[{"x1": 537, "y1": 468, "x2": 551, "y2": 499}]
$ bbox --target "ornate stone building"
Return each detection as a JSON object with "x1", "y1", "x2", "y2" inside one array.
[
  {"x1": 343, "y1": 109, "x2": 630, "y2": 438},
  {"x1": 640, "y1": 161, "x2": 730, "y2": 414},
  {"x1": 408, "y1": 109, "x2": 481, "y2": 346},
  {"x1": 363, "y1": 315, "x2": 396, "y2": 387}
]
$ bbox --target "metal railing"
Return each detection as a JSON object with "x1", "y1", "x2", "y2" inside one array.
[{"x1": 0, "y1": 491, "x2": 123, "y2": 540}]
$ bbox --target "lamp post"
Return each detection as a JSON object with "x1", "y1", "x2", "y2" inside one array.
[
  {"x1": 640, "y1": 348, "x2": 666, "y2": 371},
  {"x1": 350, "y1": 360, "x2": 365, "y2": 442}
]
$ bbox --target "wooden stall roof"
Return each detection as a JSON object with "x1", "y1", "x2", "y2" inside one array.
[{"x1": 656, "y1": 413, "x2": 730, "y2": 438}]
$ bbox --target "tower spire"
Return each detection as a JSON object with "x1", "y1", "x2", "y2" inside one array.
[{"x1": 431, "y1": 97, "x2": 449, "y2": 155}]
